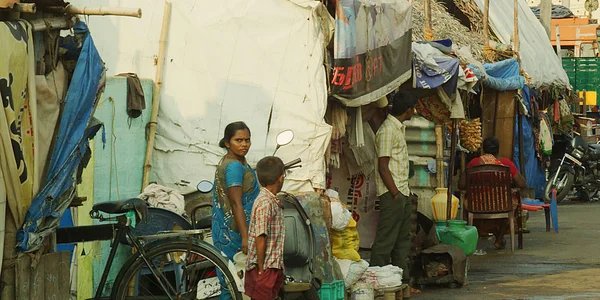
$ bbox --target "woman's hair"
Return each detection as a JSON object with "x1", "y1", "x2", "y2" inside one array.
[
  {"x1": 219, "y1": 121, "x2": 251, "y2": 148},
  {"x1": 483, "y1": 136, "x2": 500, "y2": 156},
  {"x1": 256, "y1": 156, "x2": 285, "y2": 186}
]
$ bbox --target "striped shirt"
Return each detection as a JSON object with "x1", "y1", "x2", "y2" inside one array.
[
  {"x1": 375, "y1": 114, "x2": 410, "y2": 197},
  {"x1": 246, "y1": 187, "x2": 285, "y2": 271}
]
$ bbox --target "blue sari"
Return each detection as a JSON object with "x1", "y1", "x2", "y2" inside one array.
[{"x1": 212, "y1": 157, "x2": 259, "y2": 299}]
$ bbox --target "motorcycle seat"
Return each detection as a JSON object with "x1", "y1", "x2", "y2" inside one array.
[{"x1": 93, "y1": 198, "x2": 148, "y2": 217}]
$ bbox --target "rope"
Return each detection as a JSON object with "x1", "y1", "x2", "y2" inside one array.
[{"x1": 108, "y1": 97, "x2": 121, "y2": 200}]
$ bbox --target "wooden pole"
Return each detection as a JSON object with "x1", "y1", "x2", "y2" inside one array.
[
  {"x1": 539, "y1": 0, "x2": 552, "y2": 38},
  {"x1": 446, "y1": 119, "x2": 458, "y2": 225},
  {"x1": 517, "y1": 95, "x2": 526, "y2": 180},
  {"x1": 435, "y1": 125, "x2": 445, "y2": 188},
  {"x1": 30, "y1": 17, "x2": 72, "y2": 32},
  {"x1": 142, "y1": 1, "x2": 171, "y2": 191},
  {"x1": 424, "y1": 0, "x2": 433, "y2": 41},
  {"x1": 556, "y1": 25, "x2": 562, "y2": 61},
  {"x1": 43, "y1": 4, "x2": 142, "y2": 18},
  {"x1": 584, "y1": 89, "x2": 588, "y2": 116},
  {"x1": 514, "y1": 0, "x2": 520, "y2": 52},
  {"x1": 1, "y1": 3, "x2": 36, "y2": 13},
  {"x1": 483, "y1": 0, "x2": 490, "y2": 47}
]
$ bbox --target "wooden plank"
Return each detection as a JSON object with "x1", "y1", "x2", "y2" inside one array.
[
  {"x1": 15, "y1": 255, "x2": 32, "y2": 300},
  {"x1": 31, "y1": 255, "x2": 45, "y2": 300},
  {"x1": 57, "y1": 251, "x2": 70, "y2": 299},
  {"x1": 44, "y1": 252, "x2": 60, "y2": 300}
]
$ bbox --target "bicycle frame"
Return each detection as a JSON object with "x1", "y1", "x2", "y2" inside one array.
[{"x1": 56, "y1": 214, "x2": 177, "y2": 300}]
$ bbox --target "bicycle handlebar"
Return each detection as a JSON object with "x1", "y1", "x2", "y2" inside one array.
[{"x1": 284, "y1": 158, "x2": 302, "y2": 170}]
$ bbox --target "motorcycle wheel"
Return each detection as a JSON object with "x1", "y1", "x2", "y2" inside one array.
[{"x1": 543, "y1": 170, "x2": 574, "y2": 203}]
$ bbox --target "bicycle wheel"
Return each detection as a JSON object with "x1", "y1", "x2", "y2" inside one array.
[{"x1": 111, "y1": 238, "x2": 242, "y2": 300}]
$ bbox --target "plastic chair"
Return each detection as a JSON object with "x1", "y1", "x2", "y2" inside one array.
[{"x1": 465, "y1": 164, "x2": 522, "y2": 252}]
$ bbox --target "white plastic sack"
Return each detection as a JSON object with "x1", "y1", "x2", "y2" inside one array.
[
  {"x1": 335, "y1": 258, "x2": 352, "y2": 279},
  {"x1": 346, "y1": 259, "x2": 369, "y2": 288},
  {"x1": 359, "y1": 265, "x2": 403, "y2": 288},
  {"x1": 331, "y1": 201, "x2": 353, "y2": 231}
]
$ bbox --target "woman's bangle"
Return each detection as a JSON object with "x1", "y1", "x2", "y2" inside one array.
[{"x1": 393, "y1": 191, "x2": 400, "y2": 199}]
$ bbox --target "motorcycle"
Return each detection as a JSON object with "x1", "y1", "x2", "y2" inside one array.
[
  {"x1": 193, "y1": 130, "x2": 320, "y2": 300},
  {"x1": 544, "y1": 134, "x2": 600, "y2": 203}
]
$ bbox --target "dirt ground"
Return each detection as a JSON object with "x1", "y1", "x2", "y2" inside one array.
[{"x1": 410, "y1": 202, "x2": 600, "y2": 299}]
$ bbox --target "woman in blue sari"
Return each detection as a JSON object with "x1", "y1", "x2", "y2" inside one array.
[{"x1": 212, "y1": 121, "x2": 260, "y2": 299}]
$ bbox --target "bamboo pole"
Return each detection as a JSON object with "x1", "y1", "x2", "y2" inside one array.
[
  {"x1": 142, "y1": 1, "x2": 171, "y2": 191},
  {"x1": 424, "y1": 0, "x2": 434, "y2": 41},
  {"x1": 30, "y1": 17, "x2": 72, "y2": 32},
  {"x1": 43, "y1": 4, "x2": 142, "y2": 18},
  {"x1": 446, "y1": 120, "x2": 458, "y2": 225},
  {"x1": 26, "y1": 24, "x2": 40, "y2": 195},
  {"x1": 1, "y1": 3, "x2": 36, "y2": 13},
  {"x1": 514, "y1": 0, "x2": 520, "y2": 53},
  {"x1": 556, "y1": 25, "x2": 563, "y2": 61},
  {"x1": 483, "y1": 0, "x2": 490, "y2": 47},
  {"x1": 517, "y1": 97, "x2": 526, "y2": 180},
  {"x1": 435, "y1": 125, "x2": 445, "y2": 188}
]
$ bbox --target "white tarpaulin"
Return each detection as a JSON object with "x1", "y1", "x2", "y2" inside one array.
[
  {"x1": 473, "y1": 0, "x2": 570, "y2": 88},
  {"x1": 72, "y1": 0, "x2": 334, "y2": 192}
]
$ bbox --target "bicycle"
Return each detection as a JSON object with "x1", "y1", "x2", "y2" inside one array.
[{"x1": 57, "y1": 196, "x2": 243, "y2": 300}]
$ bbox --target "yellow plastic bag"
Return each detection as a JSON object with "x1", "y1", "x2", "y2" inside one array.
[{"x1": 331, "y1": 218, "x2": 361, "y2": 261}]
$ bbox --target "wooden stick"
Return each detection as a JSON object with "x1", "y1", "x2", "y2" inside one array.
[
  {"x1": 424, "y1": 0, "x2": 433, "y2": 41},
  {"x1": 517, "y1": 96, "x2": 526, "y2": 179},
  {"x1": 30, "y1": 17, "x2": 72, "y2": 32},
  {"x1": 435, "y1": 125, "x2": 445, "y2": 188},
  {"x1": 446, "y1": 119, "x2": 458, "y2": 225},
  {"x1": 1, "y1": 3, "x2": 36, "y2": 13},
  {"x1": 27, "y1": 25, "x2": 39, "y2": 194},
  {"x1": 483, "y1": 0, "x2": 490, "y2": 47},
  {"x1": 43, "y1": 4, "x2": 142, "y2": 18},
  {"x1": 142, "y1": 1, "x2": 171, "y2": 191}
]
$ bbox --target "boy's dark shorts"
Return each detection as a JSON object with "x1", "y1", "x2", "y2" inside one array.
[{"x1": 244, "y1": 268, "x2": 285, "y2": 300}]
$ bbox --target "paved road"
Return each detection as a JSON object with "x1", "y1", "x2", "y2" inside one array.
[{"x1": 414, "y1": 203, "x2": 600, "y2": 299}]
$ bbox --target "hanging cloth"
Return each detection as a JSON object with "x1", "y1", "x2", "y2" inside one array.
[{"x1": 116, "y1": 73, "x2": 146, "y2": 119}]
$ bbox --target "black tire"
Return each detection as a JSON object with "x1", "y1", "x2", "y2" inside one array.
[
  {"x1": 543, "y1": 171, "x2": 574, "y2": 203},
  {"x1": 111, "y1": 238, "x2": 242, "y2": 300}
]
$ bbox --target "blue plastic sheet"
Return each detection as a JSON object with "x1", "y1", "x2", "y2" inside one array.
[
  {"x1": 470, "y1": 58, "x2": 526, "y2": 91},
  {"x1": 16, "y1": 21, "x2": 104, "y2": 253},
  {"x1": 513, "y1": 86, "x2": 547, "y2": 200}
]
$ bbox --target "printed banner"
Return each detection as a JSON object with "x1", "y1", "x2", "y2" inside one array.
[
  {"x1": 328, "y1": 166, "x2": 379, "y2": 249},
  {"x1": 0, "y1": 21, "x2": 35, "y2": 228},
  {"x1": 331, "y1": 0, "x2": 412, "y2": 107}
]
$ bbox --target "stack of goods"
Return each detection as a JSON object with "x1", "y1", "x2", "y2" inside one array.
[
  {"x1": 357, "y1": 265, "x2": 403, "y2": 289},
  {"x1": 459, "y1": 118, "x2": 482, "y2": 152},
  {"x1": 327, "y1": 189, "x2": 370, "y2": 289}
]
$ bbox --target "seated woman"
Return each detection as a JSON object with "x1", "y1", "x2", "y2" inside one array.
[{"x1": 459, "y1": 136, "x2": 527, "y2": 249}]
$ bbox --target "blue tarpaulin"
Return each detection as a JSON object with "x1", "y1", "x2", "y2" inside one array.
[
  {"x1": 16, "y1": 21, "x2": 104, "y2": 253},
  {"x1": 513, "y1": 86, "x2": 547, "y2": 199},
  {"x1": 470, "y1": 58, "x2": 526, "y2": 91}
]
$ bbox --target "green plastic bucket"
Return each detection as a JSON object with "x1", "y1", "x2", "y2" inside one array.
[{"x1": 436, "y1": 223, "x2": 479, "y2": 256}]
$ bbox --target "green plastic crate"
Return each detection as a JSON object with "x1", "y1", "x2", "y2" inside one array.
[{"x1": 318, "y1": 280, "x2": 345, "y2": 300}]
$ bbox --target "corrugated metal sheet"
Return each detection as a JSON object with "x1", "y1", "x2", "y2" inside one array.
[{"x1": 405, "y1": 116, "x2": 438, "y2": 219}]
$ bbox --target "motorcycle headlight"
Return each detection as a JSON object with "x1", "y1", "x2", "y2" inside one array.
[{"x1": 573, "y1": 148, "x2": 584, "y2": 159}]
